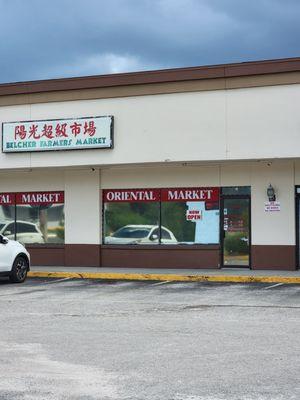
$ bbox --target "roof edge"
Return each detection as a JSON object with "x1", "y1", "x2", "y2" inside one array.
[{"x1": 1, "y1": 56, "x2": 300, "y2": 97}]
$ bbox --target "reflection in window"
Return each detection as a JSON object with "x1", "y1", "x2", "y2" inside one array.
[
  {"x1": 112, "y1": 226, "x2": 153, "y2": 239},
  {"x1": 104, "y1": 202, "x2": 160, "y2": 244},
  {"x1": 0, "y1": 204, "x2": 16, "y2": 241},
  {"x1": 161, "y1": 188, "x2": 220, "y2": 244},
  {"x1": 103, "y1": 187, "x2": 220, "y2": 245},
  {"x1": 223, "y1": 198, "x2": 250, "y2": 266},
  {"x1": 161, "y1": 201, "x2": 219, "y2": 244},
  {"x1": 0, "y1": 191, "x2": 65, "y2": 245},
  {"x1": 16, "y1": 204, "x2": 65, "y2": 244},
  {"x1": 161, "y1": 228, "x2": 172, "y2": 240}
]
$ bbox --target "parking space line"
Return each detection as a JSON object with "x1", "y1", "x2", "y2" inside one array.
[
  {"x1": 265, "y1": 283, "x2": 285, "y2": 290},
  {"x1": 43, "y1": 277, "x2": 72, "y2": 285},
  {"x1": 151, "y1": 281, "x2": 171, "y2": 286}
]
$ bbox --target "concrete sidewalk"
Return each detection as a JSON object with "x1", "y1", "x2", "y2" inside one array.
[{"x1": 28, "y1": 266, "x2": 300, "y2": 284}]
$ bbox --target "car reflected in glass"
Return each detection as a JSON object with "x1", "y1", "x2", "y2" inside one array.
[{"x1": 105, "y1": 225, "x2": 177, "y2": 244}]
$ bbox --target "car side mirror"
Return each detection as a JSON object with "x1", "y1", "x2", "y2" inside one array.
[
  {"x1": 3, "y1": 230, "x2": 11, "y2": 236},
  {"x1": 0, "y1": 234, "x2": 8, "y2": 244},
  {"x1": 150, "y1": 234, "x2": 158, "y2": 241}
]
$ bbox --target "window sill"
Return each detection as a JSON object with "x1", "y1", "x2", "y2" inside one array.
[
  {"x1": 25, "y1": 243, "x2": 65, "y2": 249},
  {"x1": 101, "y1": 244, "x2": 219, "y2": 250}
]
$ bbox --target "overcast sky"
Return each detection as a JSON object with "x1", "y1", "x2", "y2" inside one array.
[{"x1": 0, "y1": 0, "x2": 300, "y2": 84}]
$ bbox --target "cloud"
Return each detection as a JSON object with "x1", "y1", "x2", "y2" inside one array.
[
  {"x1": 40, "y1": 52, "x2": 164, "y2": 79},
  {"x1": 0, "y1": 0, "x2": 300, "y2": 83}
]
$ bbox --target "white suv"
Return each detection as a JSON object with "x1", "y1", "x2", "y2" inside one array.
[{"x1": 0, "y1": 234, "x2": 30, "y2": 283}]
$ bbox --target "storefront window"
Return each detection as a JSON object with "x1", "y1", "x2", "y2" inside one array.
[
  {"x1": 0, "y1": 193, "x2": 16, "y2": 241},
  {"x1": 0, "y1": 191, "x2": 65, "y2": 245},
  {"x1": 103, "y1": 189, "x2": 160, "y2": 245},
  {"x1": 15, "y1": 192, "x2": 65, "y2": 244},
  {"x1": 103, "y1": 187, "x2": 220, "y2": 245},
  {"x1": 161, "y1": 188, "x2": 220, "y2": 244}
]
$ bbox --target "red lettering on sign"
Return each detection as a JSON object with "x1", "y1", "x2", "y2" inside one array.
[
  {"x1": 70, "y1": 122, "x2": 82, "y2": 137},
  {"x1": 103, "y1": 189, "x2": 160, "y2": 202},
  {"x1": 15, "y1": 191, "x2": 64, "y2": 205},
  {"x1": 55, "y1": 123, "x2": 68, "y2": 138},
  {"x1": 103, "y1": 188, "x2": 220, "y2": 202},
  {"x1": 84, "y1": 121, "x2": 96, "y2": 136},
  {"x1": 41, "y1": 124, "x2": 54, "y2": 139},
  {"x1": 15, "y1": 125, "x2": 27, "y2": 140},
  {"x1": 29, "y1": 124, "x2": 40, "y2": 140},
  {"x1": 161, "y1": 187, "x2": 219, "y2": 202},
  {"x1": 0, "y1": 193, "x2": 15, "y2": 205}
]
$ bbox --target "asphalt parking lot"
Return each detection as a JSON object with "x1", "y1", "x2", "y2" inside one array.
[{"x1": 0, "y1": 278, "x2": 299, "y2": 400}]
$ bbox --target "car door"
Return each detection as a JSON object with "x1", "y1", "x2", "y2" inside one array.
[{"x1": 0, "y1": 239, "x2": 13, "y2": 271}]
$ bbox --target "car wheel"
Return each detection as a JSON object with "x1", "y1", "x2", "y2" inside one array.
[{"x1": 9, "y1": 256, "x2": 29, "y2": 283}]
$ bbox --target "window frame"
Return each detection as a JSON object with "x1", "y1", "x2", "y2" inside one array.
[
  {"x1": 102, "y1": 187, "x2": 221, "y2": 246},
  {"x1": 102, "y1": 192, "x2": 161, "y2": 245},
  {"x1": 0, "y1": 191, "x2": 65, "y2": 245}
]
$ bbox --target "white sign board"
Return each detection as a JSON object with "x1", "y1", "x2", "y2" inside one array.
[
  {"x1": 186, "y1": 209, "x2": 202, "y2": 221},
  {"x1": 265, "y1": 201, "x2": 281, "y2": 212},
  {"x1": 2, "y1": 115, "x2": 113, "y2": 152}
]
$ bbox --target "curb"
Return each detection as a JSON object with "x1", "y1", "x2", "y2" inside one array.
[{"x1": 28, "y1": 271, "x2": 300, "y2": 284}]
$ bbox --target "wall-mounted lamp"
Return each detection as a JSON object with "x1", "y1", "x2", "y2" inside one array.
[{"x1": 267, "y1": 184, "x2": 276, "y2": 202}]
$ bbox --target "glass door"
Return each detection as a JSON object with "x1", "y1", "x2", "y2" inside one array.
[{"x1": 221, "y1": 197, "x2": 250, "y2": 267}]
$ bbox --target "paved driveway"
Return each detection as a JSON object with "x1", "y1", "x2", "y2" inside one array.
[{"x1": 0, "y1": 278, "x2": 299, "y2": 400}]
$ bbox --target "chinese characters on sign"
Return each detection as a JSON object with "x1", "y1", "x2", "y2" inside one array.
[{"x1": 2, "y1": 116, "x2": 113, "y2": 152}]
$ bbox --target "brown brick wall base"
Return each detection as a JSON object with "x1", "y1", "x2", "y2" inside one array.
[
  {"x1": 101, "y1": 245, "x2": 220, "y2": 269},
  {"x1": 64, "y1": 244, "x2": 100, "y2": 267},
  {"x1": 28, "y1": 244, "x2": 100, "y2": 267},
  {"x1": 27, "y1": 245, "x2": 65, "y2": 266},
  {"x1": 28, "y1": 244, "x2": 220, "y2": 269},
  {"x1": 27, "y1": 244, "x2": 297, "y2": 271},
  {"x1": 251, "y1": 245, "x2": 296, "y2": 270}
]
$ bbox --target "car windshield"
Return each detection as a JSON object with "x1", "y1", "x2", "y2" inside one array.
[
  {"x1": 0, "y1": 223, "x2": 6, "y2": 231},
  {"x1": 112, "y1": 227, "x2": 151, "y2": 238}
]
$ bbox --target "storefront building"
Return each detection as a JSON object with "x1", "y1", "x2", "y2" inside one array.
[{"x1": 1, "y1": 57, "x2": 300, "y2": 270}]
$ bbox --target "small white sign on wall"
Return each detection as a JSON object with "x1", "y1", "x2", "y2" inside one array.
[
  {"x1": 265, "y1": 201, "x2": 281, "y2": 212},
  {"x1": 186, "y1": 209, "x2": 202, "y2": 221}
]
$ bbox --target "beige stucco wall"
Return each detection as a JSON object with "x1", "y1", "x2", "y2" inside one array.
[
  {"x1": 293, "y1": 160, "x2": 300, "y2": 184},
  {"x1": 101, "y1": 165, "x2": 221, "y2": 188},
  {"x1": 250, "y1": 161, "x2": 295, "y2": 245},
  {"x1": 0, "y1": 170, "x2": 64, "y2": 191},
  {"x1": 226, "y1": 85, "x2": 300, "y2": 160},
  {"x1": 1, "y1": 83, "x2": 300, "y2": 170},
  {"x1": 64, "y1": 170, "x2": 100, "y2": 244}
]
